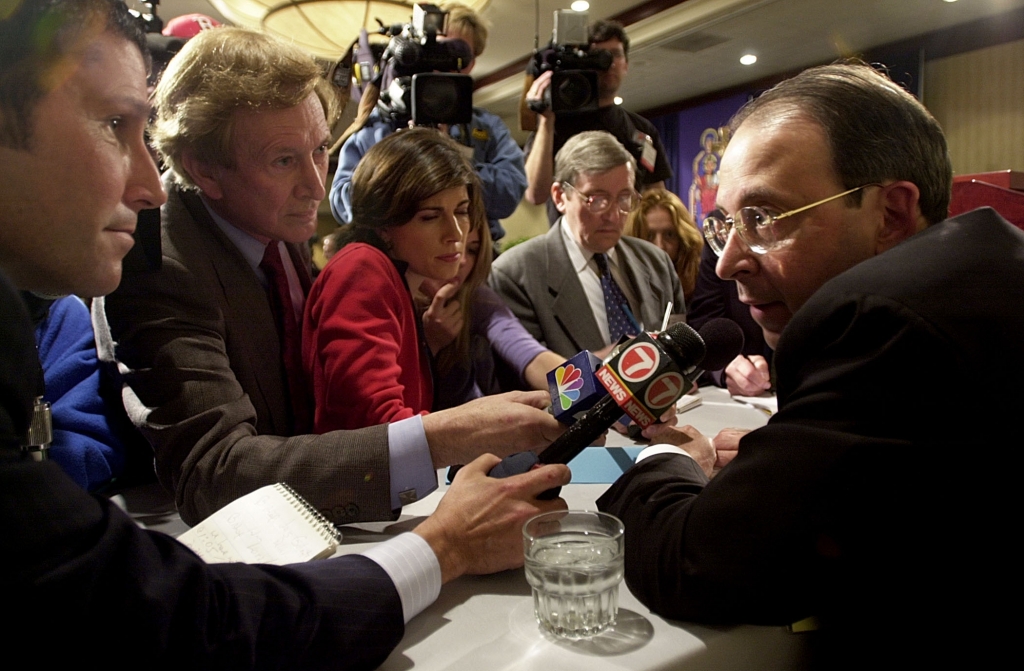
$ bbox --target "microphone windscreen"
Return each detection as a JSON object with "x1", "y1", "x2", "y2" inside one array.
[
  {"x1": 658, "y1": 322, "x2": 706, "y2": 368},
  {"x1": 446, "y1": 37, "x2": 474, "y2": 67},
  {"x1": 697, "y1": 318, "x2": 746, "y2": 371}
]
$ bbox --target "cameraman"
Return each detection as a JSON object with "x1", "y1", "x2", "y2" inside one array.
[
  {"x1": 524, "y1": 20, "x2": 672, "y2": 223},
  {"x1": 330, "y1": 3, "x2": 526, "y2": 243}
]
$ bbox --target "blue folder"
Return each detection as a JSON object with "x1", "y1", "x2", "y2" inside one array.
[{"x1": 566, "y1": 446, "x2": 644, "y2": 484}]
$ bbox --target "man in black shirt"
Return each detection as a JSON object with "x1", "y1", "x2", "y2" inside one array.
[{"x1": 524, "y1": 20, "x2": 672, "y2": 223}]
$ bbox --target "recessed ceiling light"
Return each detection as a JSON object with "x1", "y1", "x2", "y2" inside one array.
[
  {"x1": 943, "y1": 0, "x2": 958, "y2": 4},
  {"x1": 613, "y1": 96, "x2": 623, "y2": 105},
  {"x1": 740, "y1": 54, "x2": 757, "y2": 65},
  {"x1": 571, "y1": 1, "x2": 590, "y2": 11}
]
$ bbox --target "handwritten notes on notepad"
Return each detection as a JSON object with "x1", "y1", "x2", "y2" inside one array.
[{"x1": 177, "y1": 483, "x2": 340, "y2": 565}]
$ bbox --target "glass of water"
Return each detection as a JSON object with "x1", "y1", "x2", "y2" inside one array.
[{"x1": 523, "y1": 510, "x2": 625, "y2": 639}]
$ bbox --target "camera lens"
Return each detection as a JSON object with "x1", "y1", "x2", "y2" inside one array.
[{"x1": 551, "y1": 71, "x2": 597, "y2": 113}]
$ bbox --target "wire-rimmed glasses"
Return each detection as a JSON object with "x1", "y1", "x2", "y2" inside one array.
[
  {"x1": 703, "y1": 183, "x2": 882, "y2": 255},
  {"x1": 562, "y1": 182, "x2": 641, "y2": 216}
]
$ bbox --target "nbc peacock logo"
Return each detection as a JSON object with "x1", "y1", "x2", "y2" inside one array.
[{"x1": 555, "y1": 364, "x2": 585, "y2": 411}]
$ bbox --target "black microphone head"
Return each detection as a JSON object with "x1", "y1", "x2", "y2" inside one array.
[
  {"x1": 443, "y1": 37, "x2": 475, "y2": 70},
  {"x1": 697, "y1": 318, "x2": 746, "y2": 371},
  {"x1": 658, "y1": 322, "x2": 706, "y2": 369}
]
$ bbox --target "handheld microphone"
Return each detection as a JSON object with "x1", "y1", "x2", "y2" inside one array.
[
  {"x1": 546, "y1": 350, "x2": 604, "y2": 425},
  {"x1": 489, "y1": 321, "x2": 741, "y2": 499},
  {"x1": 540, "y1": 322, "x2": 706, "y2": 465},
  {"x1": 626, "y1": 317, "x2": 745, "y2": 440}
]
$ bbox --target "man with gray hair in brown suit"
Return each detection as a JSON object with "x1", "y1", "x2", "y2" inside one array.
[
  {"x1": 101, "y1": 25, "x2": 565, "y2": 528},
  {"x1": 2, "y1": 3, "x2": 568, "y2": 666}
]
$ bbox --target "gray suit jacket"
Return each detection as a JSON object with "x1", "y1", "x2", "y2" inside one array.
[
  {"x1": 490, "y1": 221, "x2": 685, "y2": 358},
  {"x1": 101, "y1": 178, "x2": 392, "y2": 526}
]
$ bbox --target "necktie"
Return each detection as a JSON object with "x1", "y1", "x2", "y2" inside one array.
[
  {"x1": 593, "y1": 252, "x2": 635, "y2": 342},
  {"x1": 260, "y1": 241, "x2": 312, "y2": 434}
]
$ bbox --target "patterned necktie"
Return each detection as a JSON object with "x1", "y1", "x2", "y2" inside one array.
[
  {"x1": 593, "y1": 252, "x2": 634, "y2": 342},
  {"x1": 260, "y1": 241, "x2": 312, "y2": 434}
]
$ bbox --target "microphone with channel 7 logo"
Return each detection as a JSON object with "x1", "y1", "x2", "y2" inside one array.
[
  {"x1": 539, "y1": 322, "x2": 706, "y2": 466},
  {"x1": 487, "y1": 321, "x2": 741, "y2": 495}
]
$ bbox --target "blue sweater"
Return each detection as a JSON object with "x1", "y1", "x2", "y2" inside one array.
[{"x1": 35, "y1": 295, "x2": 123, "y2": 490}]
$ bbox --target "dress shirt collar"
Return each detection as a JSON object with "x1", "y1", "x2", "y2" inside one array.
[{"x1": 202, "y1": 196, "x2": 267, "y2": 280}]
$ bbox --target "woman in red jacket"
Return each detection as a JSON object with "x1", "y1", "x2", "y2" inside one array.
[{"x1": 303, "y1": 129, "x2": 479, "y2": 432}]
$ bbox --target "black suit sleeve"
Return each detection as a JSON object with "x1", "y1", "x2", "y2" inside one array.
[
  {"x1": 598, "y1": 289, "x2": 958, "y2": 627},
  {"x1": 0, "y1": 273, "x2": 35, "y2": 447},
  {"x1": 596, "y1": 428, "x2": 836, "y2": 626},
  {"x1": 0, "y1": 458, "x2": 404, "y2": 670}
]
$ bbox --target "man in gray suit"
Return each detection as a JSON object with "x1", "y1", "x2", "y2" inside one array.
[
  {"x1": 491, "y1": 131, "x2": 685, "y2": 358},
  {"x1": 102, "y1": 26, "x2": 563, "y2": 526}
]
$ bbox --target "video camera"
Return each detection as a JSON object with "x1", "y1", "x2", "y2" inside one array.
[
  {"x1": 129, "y1": 0, "x2": 163, "y2": 34},
  {"x1": 376, "y1": 4, "x2": 474, "y2": 126},
  {"x1": 527, "y1": 10, "x2": 611, "y2": 115}
]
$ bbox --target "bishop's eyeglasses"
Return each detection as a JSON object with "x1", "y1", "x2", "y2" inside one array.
[{"x1": 703, "y1": 183, "x2": 882, "y2": 255}]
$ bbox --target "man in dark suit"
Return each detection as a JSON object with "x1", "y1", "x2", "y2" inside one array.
[
  {"x1": 597, "y1": 62, "x2": 1023, "y2": 666},
  {"x1": 0, "y1": 2, "x2": 570, "y2": 666},
  {"x1": 491, "y1": 130, "x2": 685, "y2": 359},
  {"x1": 523, "y1": 20, "x2": 673, "y2": 224},
  {"x1": 101, "y1": 26, "x2": 565, "y2": 527}
]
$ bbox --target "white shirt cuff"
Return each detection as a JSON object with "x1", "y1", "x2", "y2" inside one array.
[
  {"x1": 635, "y1": 443, "x2": 699, "y2": 464},
  {"x1": 387, "y1": 416, "x2": 438, "y2": 510},
  {"x1": 362, "y1": 532, "x2": 442, "y2": 624}
]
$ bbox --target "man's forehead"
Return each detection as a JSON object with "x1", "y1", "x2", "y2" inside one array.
[
  {"x1": 231, "y1": 96, "x2": 329, "y2": 156},
  {"x1": 577, "y1": 163, "x2": 634, "y2": 191},
  {"x1": 716, "y1": 114, "x2": 832, "y2": 206},
  {"x1": 62, "y1": 27, "x2": 143, "y2": 72},
  {"x1": 591, "y1": 38, "x2": 624, "y2": 53},
  {"x1": 53, "y1": 31, "x2": 149, "y2": 114}
]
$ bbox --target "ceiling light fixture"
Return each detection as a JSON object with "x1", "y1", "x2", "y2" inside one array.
[
  {"x1": 740, "y1": 53, "x2": 757, "y2": 65},
  {"x1": 571, "y1": 1, "x2": 590, "y2": 11},
  {"x1": 208, "y1": 0, "x2": 492, "y2": 59}
]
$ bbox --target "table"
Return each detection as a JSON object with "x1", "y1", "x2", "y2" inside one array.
[
  {"x1": 330, "y1": 387, "x2": 809, "y2": 670},
  {"x1": 122, "y1": 387, "x2": 804, "y2": 669}
]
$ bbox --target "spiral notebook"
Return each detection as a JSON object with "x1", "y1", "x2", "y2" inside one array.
[{"x1": 177, "y1": 483, "x2": 341, "y2": 565}]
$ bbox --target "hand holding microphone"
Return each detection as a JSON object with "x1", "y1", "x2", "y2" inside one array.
[{"x1": 486, "y1": 319, "x2": 745, "y2": 498}]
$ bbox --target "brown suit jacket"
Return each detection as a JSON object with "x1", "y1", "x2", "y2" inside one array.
[{"x1": 101, "y1": 178, "x2": 393, "y2": 526}]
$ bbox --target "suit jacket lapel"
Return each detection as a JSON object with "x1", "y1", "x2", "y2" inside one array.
[
  {"x1": 617, "y1": 240, "x2": 664, "y2": 331},
  {"x1": 546, "y1": 222, "x2": 604, "y2": 351},
  {"x1": 177, "y1": 189, "x2": 292, "y2": 434}
]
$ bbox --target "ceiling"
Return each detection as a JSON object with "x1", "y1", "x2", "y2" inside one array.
[{"x1": 140, "y1": 0, "x2": 1024, "y2": 140}]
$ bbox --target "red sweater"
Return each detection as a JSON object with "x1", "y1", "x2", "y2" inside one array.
[{"x1": 302, "y1": 243, "x2": 432, "y2": 432}]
